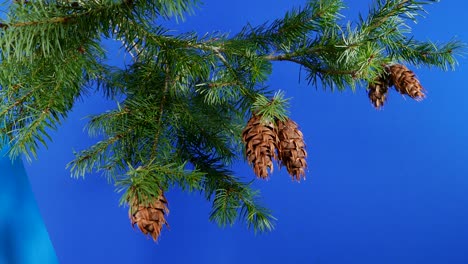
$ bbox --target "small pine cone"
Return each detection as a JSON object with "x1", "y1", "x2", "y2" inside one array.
[
  {"x1": 276, "y1": 118, "x2": 307, "y2": 181},
  {"x1": 242, "y1": 115, "x2": 278, "y2": 179},
  {"x1": 368, "y1": 75, "x2": 390, "y2": 109},
  {"x1": 389, "y1": 64, "x2": 425, "y2": 100},
  {"x1": 129, "y1": 192, "x2": 169, "y2": 241}
]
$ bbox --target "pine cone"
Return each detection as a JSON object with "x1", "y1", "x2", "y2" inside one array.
[
  {"x1": 368, "y1": 75, "x2": 390, "y2": 109},
  {"x1": 129, "y1": 192, "x2": 169, "y2": 241},
  {"x1": 242, "y1": 115, "x2": 278, "y2": 179},
  {"x1": 276, "y1": 118, "x2": 307, "y2": 181},
  {"x1": 389, "y1": 64, "x2": 425, "y2": 100}
]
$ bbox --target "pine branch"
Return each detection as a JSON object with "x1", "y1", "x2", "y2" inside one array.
[
  {"x1": 388, "y1": 39, "x2": 464, "y2": 70},
  {"x1": 1, "y1": 16, "x2": 70, "y2": 28},
  {"x1": 68, "y1": 132, "x2": 127, "y2": 179},
  {"x1": 116, "y1": 162, "x2": 206, "y2": 200},
  {"x1": 252, "y1": 90, "x2": 290, "y2": 122},
  {"x1": 0, "y1": 0, "x2": 465, "y2": 243},
  {"x1": 151, "y1": 66, "x2": 170, "y2": 158},
  {"x1": 208, "y1": 177, "x2": 276, "y2": 232},
  {"x1": 0, "y1": 47, "x2": 104, "y2": 159}
]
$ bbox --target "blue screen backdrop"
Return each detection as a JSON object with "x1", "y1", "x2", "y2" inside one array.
[{"x1": 2, "y1": 1, "x2": 468, "y2": 264}]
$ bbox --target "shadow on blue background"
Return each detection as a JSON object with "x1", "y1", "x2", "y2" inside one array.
[{"x1": 0, "y1": 147, "x2": 58, "y2": 264}]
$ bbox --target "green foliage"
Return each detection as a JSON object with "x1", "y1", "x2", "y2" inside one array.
[
  {"x1": 210, "y1": 185, "x2": 275, "y2": 233},
  {"x1": 116, "y1": 162, "x2": 206, "y2": 206},
  {"x1": 252, "y1": 90, "x2": 290, "y2": 122},
  {"x1": 0, "y1": 0, "x2": 464, "y2": 235}
]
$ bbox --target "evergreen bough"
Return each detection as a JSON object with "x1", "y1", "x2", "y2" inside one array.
[{"x1": 0, "y1": 0, "x2": 464, "y2": 241}]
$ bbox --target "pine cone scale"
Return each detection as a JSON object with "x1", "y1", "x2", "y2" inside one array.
[
  {"x1": 242, "y1": 115, "x2": 278, "y2": 179},
  {"x1": 276, "y1": 119, "x2": 307, "y2": 181},
  {"x1": 389, "y1": 64, "x2": 425, "y2": 100},
  {"x1": 368, "y1": 74, "x2": 390, "y2": 109},
  {"x1": 129, "y1": 192, "x2": 169, "y2": 242}
]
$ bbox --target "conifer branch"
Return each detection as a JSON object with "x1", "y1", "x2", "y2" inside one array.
[
  {"x1": 0, "y1": 90, "x2": 33, "y2": 118},
  {"x1": 151, "y1": 67, "x2": 170, "y2": 159},
  {"x1": 0, "y1": 0, "x2": 126, "y2": 30},
  {"x1": 265, "y1": 53, "x2": 358, "y2": 76},
  {"x1": 68, "y1": 132, "x2": 127, "y2": 178},
  {"x1": 0, "y1": 0, "x2": 465, "y2": 241},
  {"x1": 1, "y1": 16, "x2": 70, "y2": 28}
]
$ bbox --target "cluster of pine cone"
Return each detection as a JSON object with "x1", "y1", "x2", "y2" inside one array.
[
  {"x1": 368, "y1": 64, "x2": 425, "y2": 109},
  {"x1": 242, "y1": 115, "x2": 307, "y2": 181},
  {"x1": 128, "y1": 63, "x2": 423, "y2": 242},
  {"x1": 128, "y1": 115, "x2": 308, "y2": 242}
]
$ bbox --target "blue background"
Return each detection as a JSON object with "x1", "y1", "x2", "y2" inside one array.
[{"x1": 3, "y1": 0, "x2": 468, "y2": 263}]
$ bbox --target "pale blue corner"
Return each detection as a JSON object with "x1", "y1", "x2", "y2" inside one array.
[{"x1": 0, "y1": 147, "x2": 59, "y2": 264}]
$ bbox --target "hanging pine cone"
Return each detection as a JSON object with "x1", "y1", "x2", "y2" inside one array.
[
  {"x1": 368, "y1": 74, "x2": 391, "y2": 109},
  {"x1": 129, "y1": 192, "x2": 169, "y2": 241},
  {"x1": 242, "y1": 115, "x2": 278, "y2": 179},
  {"x1": 276, "y1": 118, "x2": 307, "y2": 181},
  {"x1": 389, "y1": 64, "x2": 425, "y2": 100}
]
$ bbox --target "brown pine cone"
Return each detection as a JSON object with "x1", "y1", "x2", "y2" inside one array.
[
  {"x1": 276, "y1": 118, "x2": 307, "y2": 181},
  {"x1": 368, "y1": 75, "x2": 390, "y2": 109},
  {"x1": 389, "y1": 64, "x2": 425, "y2": 100},
  {"x1": 129, "y1": 192, "x2": 169, "y2": 241},
  {"x1": 242, "y1": 115, "x2": 278, "y2": 179}
]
